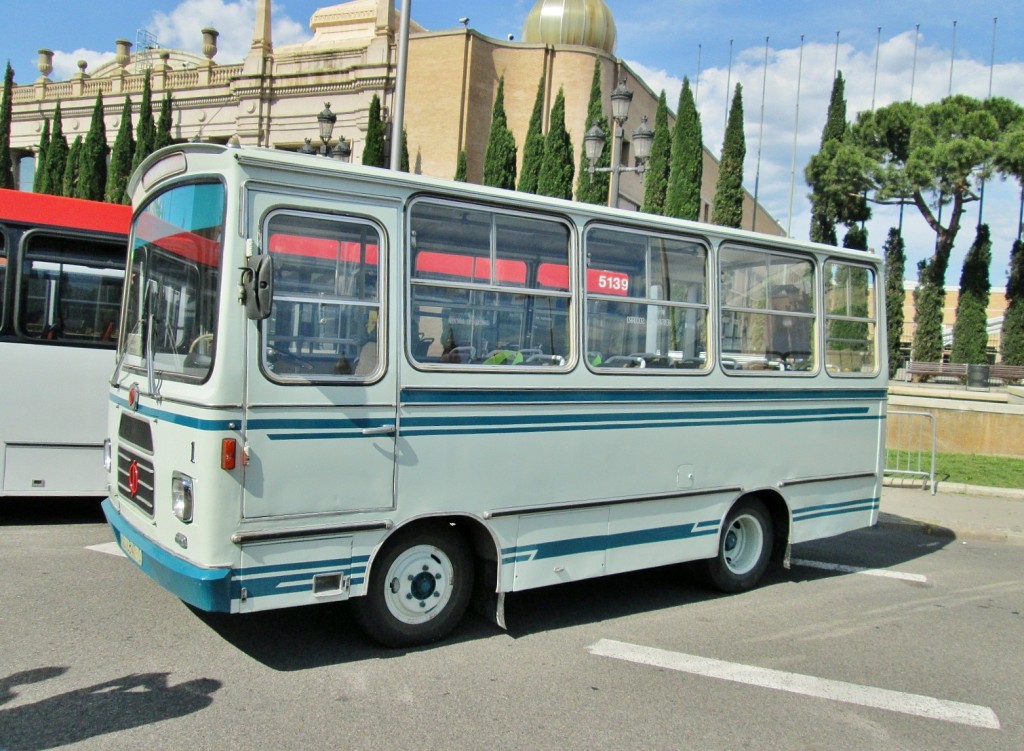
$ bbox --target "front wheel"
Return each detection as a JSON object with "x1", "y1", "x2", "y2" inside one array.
[
  {"x1": 353, "y1": 526, "x2": 474, "y2": 648},
  {"x1": 703, "y1": 498, "x2": 773, "y2": 593}
]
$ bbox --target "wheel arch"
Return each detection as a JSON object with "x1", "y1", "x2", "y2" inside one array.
[{"x1": 733, "y1": 488, "x2": 791, "y2": 564}]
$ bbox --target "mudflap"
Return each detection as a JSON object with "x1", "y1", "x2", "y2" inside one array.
[{"x1": 471, "y1": 558, "x2": 506, "y2": 630}]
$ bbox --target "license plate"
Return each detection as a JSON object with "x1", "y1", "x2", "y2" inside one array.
[{"x1": 120, "y1": 535, "x2": 144, "y2": 566}]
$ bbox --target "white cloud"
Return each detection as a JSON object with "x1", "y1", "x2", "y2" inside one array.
[
  {"x1": 51, "y1": 49, "x2": 116, "y2": 81},
  {"x1": 631, "y1": 30, "x2": 1024, "y2": 280},
  {"x1": 147, "y1": 0, "x2": 310, "y2": 62}
]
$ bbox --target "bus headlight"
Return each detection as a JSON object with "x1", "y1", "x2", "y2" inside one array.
[
  {"x1": 171, "y1": 473, "x2": 195, "y2": 523},
  {"x1": 103, "y1": 439, "x2": 112, "y2": 472}
]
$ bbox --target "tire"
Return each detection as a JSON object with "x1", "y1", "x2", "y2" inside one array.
[
  {"x1": 703, "y1": 498, "x2": 773, "y2": 593},
  {"x1": 353, "y1": 525, "x2": 474, "y2": 648}
]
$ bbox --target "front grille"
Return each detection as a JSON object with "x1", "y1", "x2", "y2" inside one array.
[
  {"x1": 118, "y1": 447, "x2": 155, "y2": 516},
  {"x1": 119, "y1": 413, "x2": 154, "y2": 452}
]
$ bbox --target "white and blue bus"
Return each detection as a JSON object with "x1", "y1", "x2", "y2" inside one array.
[{"x1": 103, "y1": 143, "x2": 886, "y2": 647}]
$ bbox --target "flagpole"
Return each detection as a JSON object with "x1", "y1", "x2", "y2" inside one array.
[{"x1": 786, "y1": 34, "x2": 805, "y2": 237}]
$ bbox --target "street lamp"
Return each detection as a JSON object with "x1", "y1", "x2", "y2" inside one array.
[
  {"x1": 583, "y1": 80, "x2": 655, "y2": 208},
  {"x1": 299, "y1": 102, "x2": 352, "y2": 161}
]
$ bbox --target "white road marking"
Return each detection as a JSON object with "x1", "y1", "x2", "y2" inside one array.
[
  {"x1": 589, "y1": 639, "x2": 1000, "y2": 730},
  {"x1": 86, "y1": 542, "x2": 125, "y2": 558},
  {"x1": 792, "y1": 558, "x2": 928, "y2": 583}
]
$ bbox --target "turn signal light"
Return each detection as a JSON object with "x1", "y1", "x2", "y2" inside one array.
[{"x1": 221, "y1": 438, "x2": 237, "y2": 470}]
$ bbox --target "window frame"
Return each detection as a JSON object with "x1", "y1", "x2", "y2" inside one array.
[
  {"x1": 406, "y1": 196, "x2": 575, "y2": 372},
  {"x1": 583, "y1": 223, "x2": 712, "y2": 375},
  {"x1": 259, "y1": 207, "x2": 387, "y2": 385},
  {"x1": 823, "y1": 257, "x2": 880, "y2": 378},
  {"x1": 718, "y1": 243, "x2": 819, "y2": 377}
]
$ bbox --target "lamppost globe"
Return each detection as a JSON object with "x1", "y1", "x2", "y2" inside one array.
[
  {"x1": 609, "y1": 80, "x2": 633, "y2": 124},
  {"x1": 631, "y1": 115, "x2": 654, "y2": 161},
  {"x1": 317, "y1": 102, "x2": 337, "y2": 145},
  {"x1": 584, "y1": 124, "x2": 606, "y2": 166}
]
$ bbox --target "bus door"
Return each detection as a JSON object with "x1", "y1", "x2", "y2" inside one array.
[{"x1": 241, "y1": 202, "x2": 397, "y2": 519}]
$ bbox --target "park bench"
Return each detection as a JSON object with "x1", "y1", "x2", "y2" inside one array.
[{"x1": 904, "y1": 361, "x2": 1024, "y2": 384}]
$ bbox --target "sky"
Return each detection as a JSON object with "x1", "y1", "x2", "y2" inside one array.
[{"x1": 3, "y1": 0, "x2": 1023, "y2": 286}]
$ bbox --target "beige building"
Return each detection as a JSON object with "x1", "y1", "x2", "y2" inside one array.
[
  {"x1": 899, "y1": 283, "x2": 1010, "y2": 358},
  {"x1": 6, "y1": 0, "x2": 782, "y2": 232}
]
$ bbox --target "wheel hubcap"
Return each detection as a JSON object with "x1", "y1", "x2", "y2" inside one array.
[
  {"x1": 723, "y1": 513, "x2": 764, "y2": 576},
  {"x1": 382, "y1": 544, "x2": 455, "y2": 625}
]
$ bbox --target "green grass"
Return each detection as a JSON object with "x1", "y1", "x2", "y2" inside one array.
[{"x1": 887, "y1": 450, "x2": 1024, "y2": 489}]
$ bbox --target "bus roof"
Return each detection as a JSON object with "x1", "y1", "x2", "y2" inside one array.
[{"x1": 0, "y1": 188, "x2": 131, "y2": 237}]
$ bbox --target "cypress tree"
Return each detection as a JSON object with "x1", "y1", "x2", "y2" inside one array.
[
  {"x1": 33, "y1": 119, "x2": 50, "y2": 193},
  {"x1": 537, "y1": 88, "x2": 574, "y2": 200},
  {"x1": 843, "y1": 225, "x2": 868, "y2": 251},
  {"x1": 454, "y1": 149, "x2": 468, "y2": 182},
  {"x1": 712, "y1": 83, "x2": 745, "y2": 228},
  {"x1": 641, "y1": 91, "x2": 671, "y2": 215},
  {"x1": 131, "y1": 72, "x2": 155, "y2": 174},
  {"x1": 806, "y1": 73, "x2": 848, "y2": 246},
  {"x1": 154, "y1": 91, "x2": 174, "y2": 150},
  {"x1": 1001, "y1": 239, "x2": 1024, "y2": 366},
  {"x1": 62, "y1": 135, "x2": 82, "y2": 198},
  {"x1": 518, "y1": 74, "x2": 546, "y2": 194},
  {"x1": 362, "y1": 94, "x2": 387, "y2": 168},
  {"x1": 106, "y1": 96, "x2": 135, "y2": 204},
  {"x1": 399, "y1": 127, "x2": 410, "y2": 172},
  {"x1": 883, "y1": 228, "x2": 907, "y2": 378},
  {"x1": 44, "y1": 103, "x2": 69, "y2": 196},
  {"x1": 0, "y1": 61, "x2": 14, "y2": 189},
  {"x1": 76, "y1": 91, "x2": 108, "y2": 201},
  {"x1": 911, "y1": 258, "x2": 946, "y2": 364},
  {"x1": 576, "y1": 59, "x2": 611, "y2": 205},
  {"x1": 665, "y1": 77, "x2": 702, "y2": 221},
  {"x1": 950, "y1": 224, "x2": 992, "y2": 364},
  {"x1": 482, "y1": 77, "x2": 517, "y2": 190}
]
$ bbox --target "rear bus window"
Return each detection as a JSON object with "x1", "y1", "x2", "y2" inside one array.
[{"x1": 825, "y1": 261, "x2": 878, "y2": 376}]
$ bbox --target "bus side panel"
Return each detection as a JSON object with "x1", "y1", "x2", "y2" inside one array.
[
  {"x1": 787, "y1": 476, "x2": 881, "y2": 545},
  {"x1": 509, "y1": 508, "x2": 609, "y2": 591},
  {"x1": 1, "y1": 342, "x2": 114, "y2": 496},
  {"x1": 237, "y1": 535, "x2": 355, "y2": 613}
]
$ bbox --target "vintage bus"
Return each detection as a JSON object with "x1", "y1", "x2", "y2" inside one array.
[
  {"x1": 0, "y1": 189, "x2": 129, "y2": 497},
  {"x1": 103, "y1": 144, "x2": 886, "y2": 647}
]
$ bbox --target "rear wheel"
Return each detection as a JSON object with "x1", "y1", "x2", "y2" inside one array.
[
  {"x1": 353, "y1": 526, "x2": 473, "y2": 648},
  {"x1": 703, "y1": 498, "x2": 773, "y2": 593}
]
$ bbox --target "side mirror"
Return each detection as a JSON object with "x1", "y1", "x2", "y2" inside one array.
[{"x1": 241, "y1": 254, "x2": 274, "y2": 320}]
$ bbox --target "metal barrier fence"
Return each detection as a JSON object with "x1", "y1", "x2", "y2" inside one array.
[{"x1": 884, "y1": 410, "x2": 937, "y2": 494}]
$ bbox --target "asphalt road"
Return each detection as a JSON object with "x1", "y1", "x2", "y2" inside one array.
[{"x1": 2, "y1": 497, "x2": 1022, "y2": 750}]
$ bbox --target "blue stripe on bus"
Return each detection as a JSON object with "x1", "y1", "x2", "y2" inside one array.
[
  {"x1": 501, "y1": 520, "x2": 721, "y2": 564},
  {"x1": 110, "y1": 394, "x2": 240, "y2": 431},
  {"x1": 792, "y1": 497, "x2": 879, "y2": 522}
]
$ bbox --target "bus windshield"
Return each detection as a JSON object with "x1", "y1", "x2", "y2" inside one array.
[{"x1": 117, "y1": 182, "x2": 225, "y2": 385}]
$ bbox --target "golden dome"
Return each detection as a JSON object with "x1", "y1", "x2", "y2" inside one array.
[{"x1": 522, "y1": 0, "x2": 617, "y2": 54}]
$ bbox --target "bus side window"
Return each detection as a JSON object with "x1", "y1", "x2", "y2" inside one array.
[
  {"x1": 0, "y1": 232, "x2": 6, "y2": 317},
  {"x1": 263, "y1": 211, "x2": 383, "y2": 382}
]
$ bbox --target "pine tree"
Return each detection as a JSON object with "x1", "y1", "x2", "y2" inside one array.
[
  {"x1": 518, "y1": 74, "x2": 546, "y2": 194},
  {"x1": 950, "y1": 224, "x2": 992, "y2": 364},
  {"x1": 1001, "y1": 239, "x2": 1024, "y2": 366},
  {"x1": 154, "y1": 91, "x2": 174, "y2": 150},
  {"x1": 131, "y1": 72, "x2": 155, "y2": 174},
  {"x1": 454, "y1": 149, "x2": 468, "y2": 182},
  {"x1": 62, "y1": 135, "x2": 82, "y2": 197},
  {"x1": 106, "y1": 96, "x2": 135, "y2": 204},
  {"x1": 641, "y1": 91, "x2": 671, "y2": 215},
  {"x1": 76, "y1": 91, "x2": 108, "y2": 201},
  {"x1": 576, "y1": 60, "x2": 611, "y2": 205},
  {"x1": 0, "y1": 61, "x2": 14, "y2": 190},
  {"x1": 712, "y1": 83, "x2": 745, "y2": 228},
  {"x1": 537, "y1": 88, "x2": 574, "y2": 200},
  {"x1": 883, "y1": 228, "x2": 906, "y2": 378},
  {"x1": 33, "y1": 119, "x2": 50, "y2": 193},
  {"x1": 665, "y1": 77, "x2": 702, "y2": 221},
  {"x1": 44, "y1": 102, "x2": 69, "y2": 196},
  {"x1": 362, "y1": 94, "x2": 387, "y2": 168},
  {"x1": 482, "y1": 77, "x2": 517, "y2": 190}
]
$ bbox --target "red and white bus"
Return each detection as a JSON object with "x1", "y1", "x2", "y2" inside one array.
[{"x1": 0, "y1": 188, "x2": 130, "y2": 497}]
